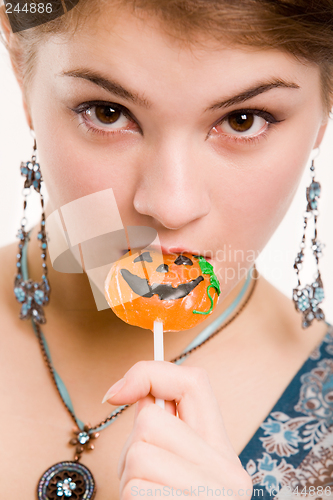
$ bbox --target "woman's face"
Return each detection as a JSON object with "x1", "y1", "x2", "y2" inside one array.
[{"x1": 24, "y1": 8, "x2": 327, "y2": 290}]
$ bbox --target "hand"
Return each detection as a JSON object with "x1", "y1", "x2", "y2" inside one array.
[{"x1": 103, "y1": 360, "x2": 253, "y2": 499}]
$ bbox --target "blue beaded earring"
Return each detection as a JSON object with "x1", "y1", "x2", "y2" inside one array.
[
  {"x1": 13, "y1": 135, "x2": 51, "y2": 324},
  {"x1": 292, "y1": 156, "x2": 325, "y2": 329}
]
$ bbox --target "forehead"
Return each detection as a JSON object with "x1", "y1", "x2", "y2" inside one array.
[{"x1": 34, "y1": 7, "x2": 321, "y2": 111}]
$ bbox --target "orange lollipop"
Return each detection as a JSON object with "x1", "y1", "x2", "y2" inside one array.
[{"x1": 104, "y1": 249, "x2": 220, "y2": 332}]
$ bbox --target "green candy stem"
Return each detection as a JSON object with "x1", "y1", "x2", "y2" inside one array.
[
  {"x1": 193, "y1": 285, "x2": 215, "y2": 315},
  {"x1": 192, "y1": 255, "x2": 220, "y2": 315}
]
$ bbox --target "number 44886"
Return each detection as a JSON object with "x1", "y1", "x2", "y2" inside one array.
[{"x1": 290, "y1": 485, "x2": 332, "y2": 496}]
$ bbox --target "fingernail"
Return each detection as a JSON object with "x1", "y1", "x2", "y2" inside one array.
[{"x1": 102, "y1": 377, "x2": 127, "y2": 404}]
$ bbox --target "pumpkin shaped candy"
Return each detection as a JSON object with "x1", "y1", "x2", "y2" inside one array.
[{"x1": 104, "y1": 249, "x2": 221, "y2": 332}]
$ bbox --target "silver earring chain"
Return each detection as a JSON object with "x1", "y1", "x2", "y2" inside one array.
[
  {"x1": 292, "y1": 158, "x2": 325, "y2": 329},
  {"x1": 13, "y1": 139, "x2": 51, "y2": 324}
]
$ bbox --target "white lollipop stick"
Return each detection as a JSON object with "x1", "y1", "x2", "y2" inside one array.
[{"x1": 153, "y1": 321, "x2": 165, "y2": 409}]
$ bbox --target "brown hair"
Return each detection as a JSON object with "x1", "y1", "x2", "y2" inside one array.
[{"x1": 1, "y1": 0, "x2": 333, "y2": 115}]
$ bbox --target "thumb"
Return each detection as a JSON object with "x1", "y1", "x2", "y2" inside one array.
[{"x1": 134, "y1": 394, "x2": 177, "y2": 420}]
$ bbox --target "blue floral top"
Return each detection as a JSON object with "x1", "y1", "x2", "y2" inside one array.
[{"x1": 239, "y1": 321, "x2": 333, "y2": 499}]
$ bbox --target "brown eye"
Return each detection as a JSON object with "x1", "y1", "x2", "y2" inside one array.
[
  {"x1": 215, "y1": 111, "x2": 267, "y2": 138},
  {"x1": 95, "y1": 106, "x2": 121, "y2": 124},
  {"x1": 84, "y1": 105, "x2": 133, "y2": 131},
  {"x1": 228, "y1": 112, "x2": 254, "y2": 132}
]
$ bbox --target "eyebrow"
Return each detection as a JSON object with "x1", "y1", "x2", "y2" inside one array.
[
  {"x1": 58, "y1": 68, "x2": 300, "y2": 111},
  {"x1": 205, "y1": 78, "x2": 300, "y2": 111},
  {"x1": 58, "y1": 68, "x2": 151, "y2": 108}
]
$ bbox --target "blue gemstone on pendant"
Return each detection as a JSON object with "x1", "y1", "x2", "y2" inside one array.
[
  {"x1": 42, "y1": 243, "x2": 47, "y2": 249},
  {"x1": 310, "y1": 199, "x2": 318, "y2": 210},
  {"x1": 78, "y1": 431, "x2": 90, "y2": 444},
  {"x1": 314, "y1": 287, "x2": 325, "y2": 302},
  {"x1": 35, "y1": 171, "x2": 41, "y2": 180},
  {"x1": 298, "y1": 295, "x2": 310, "y2": 311},
  {"x1": 34, "y1": 289, "x2": 44, "y2": 305},
  {"x1": 14, "y1": 287, "x2": 25, "y2": 302},
  {"x1": 21, "y1": 302, "x2": 31, "y2": 317},
  {"x1": 38, "y1": 232, "x2": 43, "y2": 240},
  {"x1": 56, "y1": 477, "x2": 77, "y2": 497},
  {"x1": 309, "y1": 181, "x2": 321, "y2": 200},
  {"x1": 37, "y1": 461, "x2": 96, "y2": 499}
]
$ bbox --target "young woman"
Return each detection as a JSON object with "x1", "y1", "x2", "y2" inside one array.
[{"x1": 0, "y1": 1, "x2": 332, "y2": 499}]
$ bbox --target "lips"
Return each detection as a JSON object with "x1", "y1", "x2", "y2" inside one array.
[
  {"x1": 147, "y1": 246, "x2": 212, "y2": 261},
  {"x1": 121, "y1": 246, "x2": 212, "y2": 262}
]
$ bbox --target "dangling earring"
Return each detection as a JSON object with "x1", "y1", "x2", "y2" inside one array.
[
  {"x1": 13, "y1": 135, "x2": 51, "y2": 324},
  {"x1": 292, "y1": 155, "x2": 325, "y2": 329}
]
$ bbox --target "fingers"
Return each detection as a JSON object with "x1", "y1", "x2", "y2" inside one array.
[
  {"x1": 118, "y1": 397, "x2": 177, "y2": 479},
  {"x1": 119, "y1": 440, "x2": 217, "y2": 498},
  {"x1": 103, "y1": 360, "x2": 235, "y2": 456},
  {"x1": 121, "y1": 478, "x2": 168, "y2": 500},
  {"x1": 134, "y1": 394, "x2": 177, "y2": 420},
  {"x1": 117, "y1": 403, "x2": 229, "y2": 480}
]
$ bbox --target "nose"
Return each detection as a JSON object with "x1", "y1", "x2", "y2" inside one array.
[{"x1": 133, "y1": 135, "x2": 211, "y2": 230}]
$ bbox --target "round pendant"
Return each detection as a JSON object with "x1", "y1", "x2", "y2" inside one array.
[{"x1": 37, "y1": 461, "x2": 96, "y2": 499}]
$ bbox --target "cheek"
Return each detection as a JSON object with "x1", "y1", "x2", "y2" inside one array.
[{"x1": 211, "y1": 122, "x2": 316, "y2": 261}]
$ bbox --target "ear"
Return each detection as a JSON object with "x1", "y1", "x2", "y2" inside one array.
[
  {"x1": 313, "y1": 120, "x2": 329, "y2": 149},
  {"x1": 0, "y1": 5, "x2": 33, "y2": 129}
]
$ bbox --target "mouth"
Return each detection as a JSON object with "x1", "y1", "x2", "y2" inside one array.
[
  {"x1": 148, "y1": 245, "x2": 213, "y2": 261},
  {"x1": 121, "y1": 246, "x2": 213, "y2": 261},
  {"x1": 167, "y1": 247, "x2": 213, "y2": 260}
]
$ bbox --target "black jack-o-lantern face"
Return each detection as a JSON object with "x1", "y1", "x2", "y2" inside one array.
[
  {"x1": 120, "y1": 251, "x2": 204, "y2": 300},
  {"x1": 104, "y1": 249, "x2": 220, "y2": 332}
]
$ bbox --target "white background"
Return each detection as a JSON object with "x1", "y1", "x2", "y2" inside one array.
[{"x1": 1, "y1": 41, "x2": 332, "y2": 324}]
